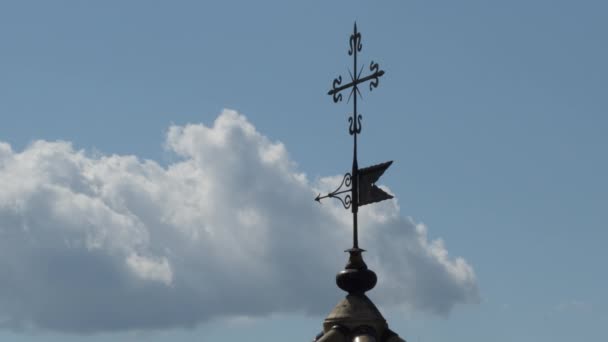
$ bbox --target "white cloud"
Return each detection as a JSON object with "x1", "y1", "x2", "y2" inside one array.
[
  {"x1": 126, "y1": 253, "x2": 173, "y2": 286},
  {"x1": 0, "y1": 109, "x2": 478, "y2": 333}
]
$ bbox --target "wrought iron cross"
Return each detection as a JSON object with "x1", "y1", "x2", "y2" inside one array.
[{"x1": 316, "y1": 23, "x2": 393, "y2": 250}]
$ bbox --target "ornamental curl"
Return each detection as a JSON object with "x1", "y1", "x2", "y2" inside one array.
[
  {"x1": 341, "y1": 194, "x2": 352, "y2": 209},
  {"x1": 344, "y1": 173, "x2": 352, "y2": 188},
  {"x1": 349, "y1": 114, "x2": 362, "y2": 135},
  {"x1": 348, "y1": 31, "x2": 362, "y2": 56},
  {"x1": 332, "y1": 173, "x2": 352, "y2": 194},
  {"x1": 320, "y1": 172, "x2": 353, "y2": 210},
  {"x1": 331, "y1": 76, "x2": 343, "y2": 103},
  {"x1": 369, "y1": 61, "x2": 383, "y2": 91}
]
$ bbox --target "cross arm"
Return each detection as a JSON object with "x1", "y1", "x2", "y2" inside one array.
[{"x1": 327, "y1": 66, "x2": 385, "y2": 102}]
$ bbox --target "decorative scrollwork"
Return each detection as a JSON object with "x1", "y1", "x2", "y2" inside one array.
[
  {"x1": 369, "y1": 61, "x2": 382, "y2": 91},
  {"x1": 344, "y1": 173, "x2": 352, "y2": 187},
  {"x1": 325, "y1": 23, "x2": 385, "y2": 158},
  {"x1": 337, "y1": 194, "x2": 352, "y2": 209},
  {"x1": 315, "y1": 173, "x2": 352, "y2": 209},
  {"x1": 348, "y1": 114, "x2": 362, "y2": 135},
  {"x1": 331, "y1": 76, "x2": 343, "y2": 103},
  {"x1": 348, "y1": 28, "x2": 362, "y2": 56},
  {"x1": 333, "y1": 173, "x2": 351, "y2": 194}
]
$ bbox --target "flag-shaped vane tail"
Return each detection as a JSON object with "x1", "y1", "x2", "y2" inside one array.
[{"x1": 358, "y1": 160, "x2": 393, "y2": 206}]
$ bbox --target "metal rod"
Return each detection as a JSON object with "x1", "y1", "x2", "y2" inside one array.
[{"x1": 352, "y1": 23, "x2": 359, "y2": 250}]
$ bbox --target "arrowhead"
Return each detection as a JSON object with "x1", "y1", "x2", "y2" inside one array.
[{"x1": 315, "y1": 194, "x2": 321, "y2": 202}]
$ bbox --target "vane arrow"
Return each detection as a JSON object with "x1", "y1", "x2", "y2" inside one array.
[
  {"x1": 315, "y1": 173, "x2": 352, "y2": 209},
  {"x1": 315, "y1": 161, "x2": 393, "y2": 207},
  {"x1": 315, "y1": 188, "x2": 351, "y2": 203}
]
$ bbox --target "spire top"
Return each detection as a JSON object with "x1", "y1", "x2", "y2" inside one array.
[{"x1": 317, "y1": 22, "x2": 390, "y2": 255}]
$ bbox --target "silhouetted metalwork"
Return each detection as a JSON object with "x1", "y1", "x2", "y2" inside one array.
[
  {"x1": 312, "y1": 23, "x2": 407, "y2": 342},
  {"x1": 358, "y1": 161, "x2": 393, "y2": 206},
  {"x1": 315, "y1": 173, "x2": 352, "y2": 209},
  {"x1": 316, "y1": 22, "x2": 392, "y2": 251}
]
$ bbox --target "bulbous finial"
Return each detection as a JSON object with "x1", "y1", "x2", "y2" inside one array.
[{"x1": 336, "y1": 248, "x2": 377, "y2": 294}]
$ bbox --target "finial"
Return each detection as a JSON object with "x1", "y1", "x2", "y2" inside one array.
[
  {"x1": 316, "y1": 23, "x2": 392, "y2": 295},
  {"x1": 317, "y1": 23, "x2": 390, "y2": 253},
  {"x1": 336, "y1": 248, "x2": 377, "y2": 294}
]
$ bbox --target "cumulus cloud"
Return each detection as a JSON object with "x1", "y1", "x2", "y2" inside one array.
[{"x1": 0, "y1": 110, "x2": 478, "y2": 333}]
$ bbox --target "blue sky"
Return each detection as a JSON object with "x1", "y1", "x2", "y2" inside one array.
[{"x1": 0, "y1": 1, "x2": 607, "y2": 341}]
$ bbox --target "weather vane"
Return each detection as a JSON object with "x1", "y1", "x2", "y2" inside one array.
[{"x1": 316, "y1": 22, "x2": 393, "y2": 252}]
